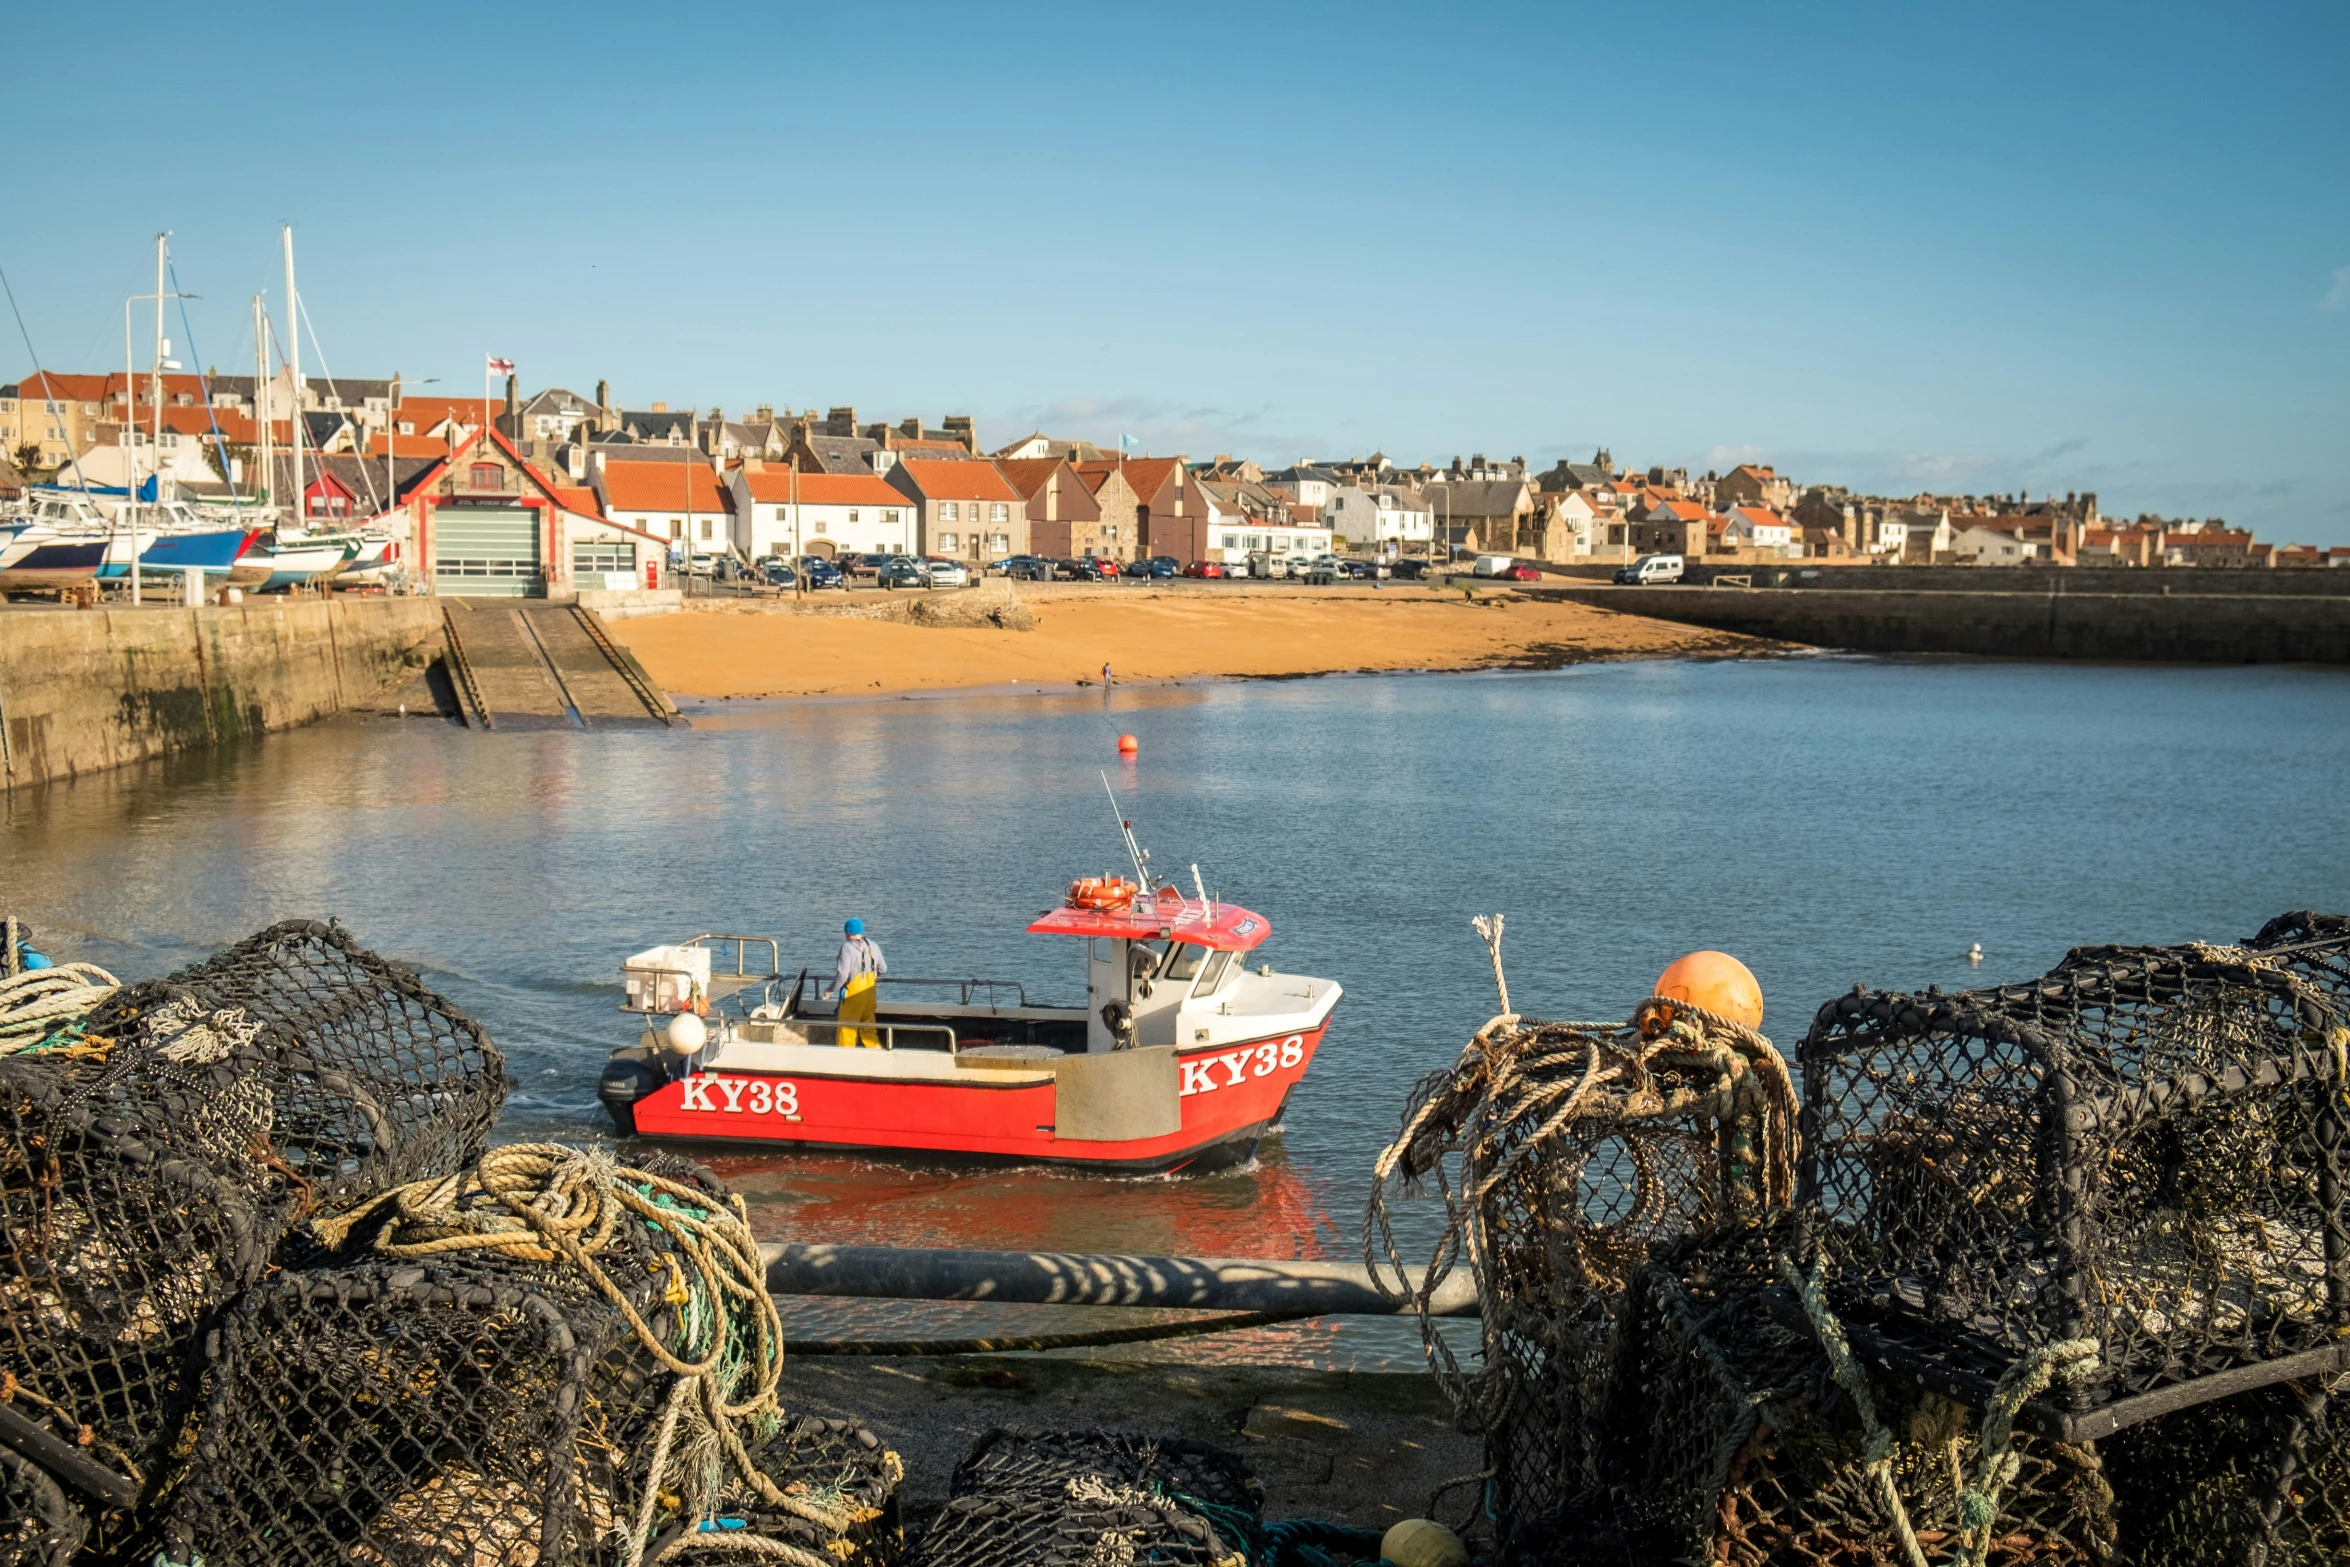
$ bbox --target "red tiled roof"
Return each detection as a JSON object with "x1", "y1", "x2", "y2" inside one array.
[
  {"x1": 395, "y1": 396, "x2": 500, "y2": 427},
  {"x1": 739, "y1": 469, "x2": 906, "y2": 507},
  {"x1": 1651, "y1": 499, "x2": 1709, "y2": 522},
  {"x1": 1728, "y1": 505, "x2": 1784, "y2": 527},
  {"x1": 891, "y1": 458, "x2": 1018, "y2": 503},
  {"x1": 549, "y1": 484, "x2": 602, "y2": 517},
  {"x1": 12, "y1": 371, "x2": 111, "y2": 401},
  {"x1": 993, "y1": 457, "x2": 1066, "y2": 502},
  {"x1": 599, "y1": 460, "x2": 726, "y2": 513}
]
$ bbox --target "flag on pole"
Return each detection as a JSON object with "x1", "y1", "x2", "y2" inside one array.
[
  {"x1": 486, "y1": 355, "x2": 515, "y2": 375},
  {"x1": 1118, "y1": 433, "x2": 1137, "y2": 453}
]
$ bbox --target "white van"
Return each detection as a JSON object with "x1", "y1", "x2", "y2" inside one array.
[
  {"x1": 1613, "y1": 554, "x2": 1684, "y2": 585},
  {"x1": 1472, "y1": 554, "x2": 1514, "y2": 578}
]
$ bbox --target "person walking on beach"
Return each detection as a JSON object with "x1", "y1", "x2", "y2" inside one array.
[
  {"x1": 1102, "y1": 661, "x2": 1113, "y2": 686},
  {"x1": 827, "y1": 918, "x2": 887, "y2": 1047}
]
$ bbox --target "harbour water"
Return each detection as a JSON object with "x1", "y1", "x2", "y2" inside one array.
[{"x1": 5, "y1": 654, "x2": 2346, "y2": 1364}]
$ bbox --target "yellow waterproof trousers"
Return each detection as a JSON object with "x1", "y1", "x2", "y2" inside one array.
[{"x1": 839, "y1": 970, "x2": 880, "y2": 1047}]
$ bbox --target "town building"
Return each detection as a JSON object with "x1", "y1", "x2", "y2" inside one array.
[
  {"x1": 885, "y1": 458, "x2": 1028, "y2": 566},
  {"x1": 1323, "y1": 484, "x2": 1435, "y2": 553},
  {"x1": 997, "y1": 457, "x2": 1108, "y2": 558},
  {"x1": 1427, "y1": 477, "x2": 1536, "y2": 554},
  {"x1": 1715, "y1": 464, "x2": 1795, "y2": 512},
  {"x1": 728, "y1": 466, "x2": 913, "y2": 560},
  {"x1": 595, "y1": 457, "x2": 731, "y2": 553}
]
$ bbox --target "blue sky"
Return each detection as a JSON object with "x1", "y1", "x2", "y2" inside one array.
[{"x1": 8, "y1": 2, "x2": 2346, "y2": 541}]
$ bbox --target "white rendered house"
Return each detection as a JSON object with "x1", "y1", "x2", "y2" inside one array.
[{"x1": 730, "y1": 468, "x2": 913, "y2": 559}]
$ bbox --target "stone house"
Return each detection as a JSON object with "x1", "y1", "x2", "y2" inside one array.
[
  {"x1": 1066, "y1": 462, "x2": 1144, "y2": 563},
  {"x1": 1426, "y1": 477, "x2": 1535, "y2": 554},
  {"x1": 1716, "y1": 464, "x2": 1795, "y2": 512},
  {"x1": 886, "y1": 458, "x2": 1029, "y2": 566},
  {"x1": 1631, "y1": 499, "x2": 1711, "y2": 558},
  {"x1": 997, "y1": 456, "x2": 1108, "y2": 558}
]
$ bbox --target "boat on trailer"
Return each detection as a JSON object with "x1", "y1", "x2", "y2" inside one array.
[{"x1": 597, "y1": 879, "x2": 1341, "y2": 1174}]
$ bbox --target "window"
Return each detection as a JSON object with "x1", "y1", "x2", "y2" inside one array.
[
  {"x1": 573, "y1": 541, "x2": 636, "y2": 575},
  {"x1": 938, "y1": 533, "x2": 959, "y2": 551},
  {"x1": 941, "y1": 502, "x2": 959, "y2": 523},
  {"x1": 468, "y1": 462, "x2": 503, "y2": 489},
  {"x1": 883, "y1": 509, "x2": 899, "y2": 524},
  {"x1": 847, "y1": 509, "x2": 859, "y2": 525},
  {"x1": 699, "y1": 518, "x2": 712, "y2": 540},
  {"x1": 669, "y1": 520, "x2": 684, "y2": 540},
  {"x1": 1160, "y1": 943, "x2": 1207, "y2": 983},
  {"x1": 1193, "y1": 948, "x2": 1235, "y2": 996},
  {"x1": 1223, "y1": 535, "x2": 1238, "y2": 549},
  {"x1": 990, "y1": 503, "x2": 1008, "y2": 523}
]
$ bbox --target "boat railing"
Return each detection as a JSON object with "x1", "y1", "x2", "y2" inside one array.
[
  {"x1": 875, "y1": 975, "x2": 1041, "y2": 1009},
  {"x1": 683, "y1": 933, "x2": 783, "y2": 979}
]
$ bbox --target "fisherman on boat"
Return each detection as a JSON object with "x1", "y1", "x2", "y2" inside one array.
[{"x1": 827, "y1": 918, "x2": 887, "y2": 1047}]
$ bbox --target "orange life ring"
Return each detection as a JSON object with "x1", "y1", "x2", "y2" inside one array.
[{"x1": 1067, "y1": 876, "x2": 1139, "y2": 911}]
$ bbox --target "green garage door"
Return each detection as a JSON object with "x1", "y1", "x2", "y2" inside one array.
[{"x1": 434, "y1": 507, "x2": 542, "y2": 596}]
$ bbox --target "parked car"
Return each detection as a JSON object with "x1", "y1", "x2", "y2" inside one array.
[
  {"x1": 1180, "y1": 560, "x2": 1226, "y2": 579},
  {"x1": 1141, "y1": 555, "x2": 1179, "y2": 578},
  {"x1": 799, "y1": 559, "x2": 847, "y2": 589},
  {"x1": 1303, "y1": 554, "x2": 1344, "y2": 585},
  {"x1": 1614, "y1": 553, "x2": 1685, "y2": 585},
  {"x1": 1062, "y1": 557, "x2": 1115, "y2": 581},
  {"x1": 926, "y1": 559, "x2": 971, "y2": 588},
  {"x1": 1501, "y1": 563, "x2": 1544, "y2": 582},
  {"x1": 1387, "y1": 557, "x2": 1430, "y2": 580},
  {"x1": 1120, "y1": 558, "x2": 1154, "y2": 578},
  {"x1": 759, "y1": 561, "x2": 796, "y2": 588},
  {"x1": 687, "y1": 553, "x2": 723, "y2": 577},
  {"x1": 877, "y1": 559, "x2": 927, "y2": 589},
  {"x1": 1000, "y1": 555, "x2": 1053, "y2": 581},
  {"x1": 1243, "y1": 552, "x2": 1287, "y2": 579},
  {"x1": 1337, "y1": 559, "x2": 1378, "y2": 580},
  {"x1": 990, "y1": 554, "x2": 1039, "y2": 578},
  {"x1": 1471, "y1": 554, "x2": 1515, "y2": 578},
  {"x1": 1284, "y1": 556, "x2": 1314, "y2": 578}
]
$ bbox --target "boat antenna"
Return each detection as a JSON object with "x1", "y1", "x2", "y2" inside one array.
[
  {"x1": 1099, "y1": 771, "x2": 1152, "y2": 890},
  {"x1": 1191, "y1": 863, "x2": 1212, "y2": 917}
]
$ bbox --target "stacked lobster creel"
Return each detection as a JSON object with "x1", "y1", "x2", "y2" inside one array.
[
  {"x1": 1796, "y1": 921, "x2": 2350, "y2": 1565},
  {"x1": 908, "y1": 1429, "x2": 1262, "y2": 1567},
  {"x1": 1362, "y1": 922, "x2": 1799, "y2": 1562},
  {"x1": 164, "y1": 1144, "x2": 903, "y2": 1567},
  {"x1": 0, "y1": 919, "x2": 506, "y2": 1561}
]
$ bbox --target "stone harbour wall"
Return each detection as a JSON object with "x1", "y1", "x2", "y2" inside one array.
[
  {"x1": 1539, "y1": 585, "x2": 2350, "y2": 664},
  {"x1": 0, "y1": 598, "x2": 443, "y2": 789}
]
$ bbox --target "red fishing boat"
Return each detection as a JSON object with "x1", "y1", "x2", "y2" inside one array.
[{"x1": 596, "y1": 875, "x2": 1341, "y2": 1173}]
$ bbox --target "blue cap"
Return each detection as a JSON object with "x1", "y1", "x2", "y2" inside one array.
[{"x1": 844, "y1": 918, "x2": 864, "y2": 936}]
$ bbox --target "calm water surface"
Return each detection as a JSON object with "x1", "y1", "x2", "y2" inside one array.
[{"x1": 5, "y1": 656, "x2": 2345, "y2": 1364}]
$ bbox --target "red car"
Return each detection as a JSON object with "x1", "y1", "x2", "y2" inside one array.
[
  {"x1": 1501, "y1": 563, "x2": 1543, "y2": 582},
  {"x1": 1180, "y1": 560, "x2": 1226, "y2": 578}
]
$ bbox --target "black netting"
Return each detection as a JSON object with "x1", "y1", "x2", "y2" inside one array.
[
  {"x1": 0, "y1": 1446, "x2": 84, "y2": 1567},
  {"x1": 2106, "y1": 1374, "x2": 2350, "y2": 1566},
  {"x1": 0, "y1": 919, "x2": 505, "y2": 1553},
  {"x1": 165, "y1": 1148, "x2": 893, "y2": 1567},
  {"x1": 1363, "y1": 1000, "x2": 1797, "y2": 1546},
  {"x1": 908, "y1": 1429, "x2": 1262, "y2": 1567},
  {"x1": 1796, "y1": 941, "x2": 2347, "y2": 1412},
  {"x1": 1570, "y1": 1249, "x2": 2117, "y2": 1567}
]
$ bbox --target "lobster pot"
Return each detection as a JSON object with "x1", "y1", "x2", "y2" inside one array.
[
  {"x1": 2105, "y1": 1375, "x2": 2350, "y2": 1567},
  {"x1": 666, "y1": 1417, "x2": 904, "y2": 1567},
  {"x1": 908, "y1": 1429, "x2": 1261, "y2": 1567},
  {"x1": 2249, "y1": 910, "x2": 2350, "y2": 1007},
  {"x1": 167, "y1": 1157, "x2": 891, "y2": 1567},
  {"x1": 1579, "y1": 1252, "x2": 2117, "y2": 1567},
  {"x1": 1797, "y1": 943, "x2": 2348, "y2": 1413},
  {"x1": 0, "y1": 1447, "x2": 85, "y2": 1567},
  {"x1": 1372, "y1": 1014, "x2": 1797, "y2": 1547},
  {"x1": 0, "y1": 1050, "x2": 287, "y2": 1555},
  {"x1": 78, "y1": 918, "x2": 508, "y2": 1207},
  {"x1": 0, "y1": 921, "x2": 505, "y2": 1547}
]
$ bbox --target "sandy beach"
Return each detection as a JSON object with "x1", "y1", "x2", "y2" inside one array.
[{"x1": 606, "y1": 583, "x2": 1779, "y2": 699}]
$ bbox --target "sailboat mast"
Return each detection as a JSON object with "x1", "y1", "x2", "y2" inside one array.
[
  {"x1": 253, "y1": 294, "x2": 270, "y2": 511},
  {"x1": 283, "y1": 225, "x2": 302, "y2": 530},
  {"x1": 139, "y1": 231, "x2": 167, "y2": 605}
]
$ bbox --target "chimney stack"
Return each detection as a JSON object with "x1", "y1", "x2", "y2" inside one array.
[{"x1": 595, "y1": 379, "x2": 610, "y2": 415}]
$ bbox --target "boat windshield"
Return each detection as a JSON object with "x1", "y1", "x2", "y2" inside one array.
[
  {"x1": 1192, "y1": 948, "x2": 1236, "y2": 996},
  {"x1": 1159, "y1": 942, "x2": 1208, "y2": 982}
]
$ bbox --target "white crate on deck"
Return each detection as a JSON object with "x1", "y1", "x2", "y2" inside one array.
[{"x1": 624, "y1": 943, "x2": 710, "y2": 1012}]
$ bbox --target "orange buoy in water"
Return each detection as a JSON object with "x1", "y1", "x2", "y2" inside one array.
[
  {"x1": 1117, "y1": 734, "x2": 1138, "y2": 754},
  {"x1": 1654, "y1": 950, "x2": 1764, "y2": 1030}
]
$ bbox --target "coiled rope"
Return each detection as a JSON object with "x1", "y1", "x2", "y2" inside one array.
[
  {"x1": 0, "y1": 963, "x2": 119, "y2": 1055},
  {"x1": 314, "y1": 1143, "x2": 851, "y2": 1567}
]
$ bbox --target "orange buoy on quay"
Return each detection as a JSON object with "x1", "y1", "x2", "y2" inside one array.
[
  {"x1": 1652, "y1": 949, "x2": 1764, "y2": 1029},
  {"x1": 1117, "y1": 734, "x2": 1139, "y2": 754}
]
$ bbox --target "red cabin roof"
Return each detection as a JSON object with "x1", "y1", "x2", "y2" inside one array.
[{"x1": 1026, "y1": 891, "x2": 1272, "y2": 952}]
